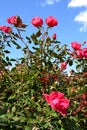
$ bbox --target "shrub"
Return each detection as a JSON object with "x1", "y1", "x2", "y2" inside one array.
[{"x1": 0, "y1": 16, "x2": 87, "y2": 130}]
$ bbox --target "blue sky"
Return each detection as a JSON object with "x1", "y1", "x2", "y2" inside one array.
[{"x1": 0, "y1": 0, "x2": 87, "y2": 70}]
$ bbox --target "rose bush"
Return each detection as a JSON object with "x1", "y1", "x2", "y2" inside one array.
[{"x1": 0, "y1": 15, "x2": 87, "y2": 130}]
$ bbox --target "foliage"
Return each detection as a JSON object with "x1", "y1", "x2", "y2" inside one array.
[{"x1": 0, "y1": 16, "x2": 87, "y2": 130}]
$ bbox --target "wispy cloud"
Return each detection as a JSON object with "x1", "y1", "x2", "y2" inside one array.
[
  {"x1": 68, "y1": 0, "x2": 87, "y2": 32},
  {"x1": 41, "y1": 0, "x2": 60, "y2": 7}
]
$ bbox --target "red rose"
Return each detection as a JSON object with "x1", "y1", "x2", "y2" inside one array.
[
  {"x1": 0, "y1": 26, "x2": 12, "y2": 33},
  {"x1": 7, "y1": 16, "x2": 17, "y2": 24},
  {"x1": 52, "y1": 33, "x2": 56, "y2": 40},
  {"x1": 71, "y1": 86, "x2": 75, "y2": 92},
  {"x1": 31, "y1": 17, "x2": 43, "y2": 27},
  {"x1": 71, "y1": 41, "x2": 81, "y2": 51},
  {"x1": 80, "y1": 93, "x2": 87, "y2": 100},
  {"x1": 43, "y1": 91, "x2": 70, "y2": 116},
  {"x1": 60, "y1": 62, "x2": 67, "y2": 71},
  {"x1": 46, "y1": 16, "x2": 58, "y2": 27},
  {"x1": 83, "y1": 72, "x2": 87, "y2": 76}
]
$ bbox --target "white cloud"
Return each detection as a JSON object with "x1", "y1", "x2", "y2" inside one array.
[
  {"x1": 68, "y1": 0, "x2": 87, "y2": 32},
  {"x1": 41, "y1": 0, "x2": 60, "y2": 7},
  {"x1": 74, "y1": 10, "x2": 87, "y2": 32},
  {"x1": 75, "y1": 10, "x2": 87, "y2": 23},
  {"x1": 68, "y1": 0, "x2": 87, "y2": 7}
]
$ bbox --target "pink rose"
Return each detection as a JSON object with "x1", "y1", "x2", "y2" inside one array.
[
  {"x1": 52, "y1": 33, "x2": 56, "y2": 40},
  {"x1": 0, "y1": 26, "x2": 12, "y2": 33},
  {"x1": 46, "y1": 16, "x2": 58, "y2": 27},
  {"x1": 31, "y1": 17, "x2": 43, "y2": 27},
  {"x1": 60, "y1": 62, "x2": 67, "y2": 71},
  {"x1": 43, "y1": 91, "x2": 70, "y2": 116},
  {"x1": 76, "y1": 49, "x2": 83, "y2": 58},
  {"x1": 7, "y1": 16, "x2": 26, "y2": 28},
  {"x1": 7, "y1": 16, "x2": 17, "y2": 24},
  {"x1": 71, "y1": 41, "x2": 81, "y2": 50},
  {"x1": 70, "y1": 51, "x2": 77, "y2": 59},
  {"x1": 82, "y1": 48, "x2": 87, "y2": 58}
]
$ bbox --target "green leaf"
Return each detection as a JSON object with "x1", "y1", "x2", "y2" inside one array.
[
  {"x1": 11, "y1": 40, "x2": 21, "y2": 49},
  {"x1": 7, "y1": 42, "x2": 11, "y2": 47},
  {"x1": 8, "y1": 94, "x2": 16, "y2": 101},
  {"x1": 4, "y1": 50, "x2": 10, "y2": 53},
  {"x1": 69, "y1": 60, "x2": 73, "y2": 66},
  {"x1": 32, "y1": 46, "x2": 39, "y2": 50},
  {"x1": 12, "y1": 116, "x2": 19, "y2": 121},
  {"x1": 8, "y1": 62, "x2": 12, "y2": 66},
  {"x1": 10, "y1": 58, "x2": 16, "y2": 61},
  {"x1": 36, "y1": 30, "x2": 41, "y2": 37},
  {"x1": 19, "y1": 58, "x2": 25, "y2": 64},
  {"x1": 26, "y1": 36, "x2": 32, "y2": 43},
  {"x1": 6, "y1": 56, "x2": 9, "y2": 61},
  {"x1": 61, "y1": 128, "x2": 65, "y2": 130},
  {"x1": 16, "y1": 45, "x2": 21, "y2": 49},
  {"x1": 24, "y1": 126, "x2": 32, "y2": 130},
  {"x1": 31, "y1": 33, "x2": 36, "y2": 40},
  {"x1": 11, "y1": 106, "x2": 16, "y2": 113}
]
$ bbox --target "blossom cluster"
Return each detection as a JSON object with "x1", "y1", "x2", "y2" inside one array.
[
  {"x1": 0, "y1": 16, "x2": 26, "y2": 33},
  {"x1": 71, "y1": 41, "x2": 87, "y2": 59},
  {"x1": 0, "y1": 26, "x2": 11, "y2": 33},
  {"x1": 31, "y1": 16, "x2": 58, "y2": 27}
]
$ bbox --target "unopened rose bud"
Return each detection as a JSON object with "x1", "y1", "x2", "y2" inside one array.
[{"x1": 52, "y1": 33, "x2": 56, "y2": 40}]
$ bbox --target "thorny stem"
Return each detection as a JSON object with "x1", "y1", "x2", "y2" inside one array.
[
  {"x1": 16, "y1": 28, "x2": 33, "y2": 68},
  {"x1": 40, "y1": 27, "x2": 49, "y2": 70},
  {"x1": 16, "y1": 28, "x2": 32, "y2": 56}
]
